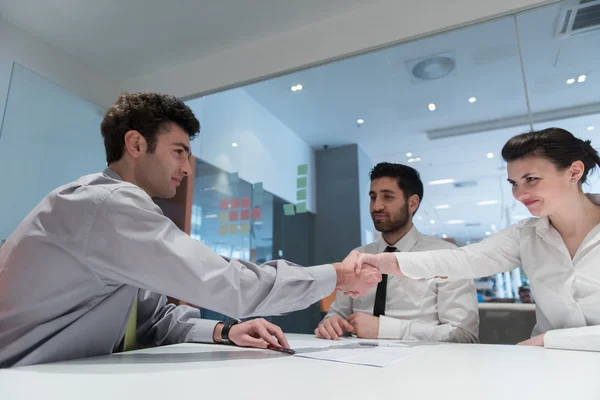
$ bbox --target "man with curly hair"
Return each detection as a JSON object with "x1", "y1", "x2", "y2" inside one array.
[{"x1": 0, "y1": 92, "x2": 381, "y2": 367}]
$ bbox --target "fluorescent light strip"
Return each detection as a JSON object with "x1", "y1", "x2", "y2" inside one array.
[
  {"x1": 476, "y1": 200, "x2": 499, "y2": 206},
  {"x1": 428, "y1": 179, "x2": 455, "y2": 185}
]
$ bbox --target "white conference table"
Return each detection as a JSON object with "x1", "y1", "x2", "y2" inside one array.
[{"x1": 1, "y1": 333, "x2": 600, "y2": 400}]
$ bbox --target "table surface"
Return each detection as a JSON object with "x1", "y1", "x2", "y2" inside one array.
[{"x1": 2, "y1": 334, "x2": 599, "y2": 400}]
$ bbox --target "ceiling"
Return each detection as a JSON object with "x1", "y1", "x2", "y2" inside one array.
[
  {"x1": 241, "y1": 1, "x2": 600, "y2": 243},
  {"x1": 0, "y1": 0, "x2": 365, "y2": 80}
]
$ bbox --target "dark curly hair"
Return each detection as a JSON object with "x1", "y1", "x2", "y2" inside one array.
[
  {"x1": 101, "y1": 92, "x2": 200, "y2": 164},
  {"x1": 370, "y1": 162, "x2": 424, "y2": 214},
  {"x1": 502, "y1": 127, "x2": 600, "y2": 184}
]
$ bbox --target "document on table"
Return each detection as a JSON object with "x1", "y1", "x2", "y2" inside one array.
[{"x1": 287, "y1": 339, "x2": 427, "y2": 367}]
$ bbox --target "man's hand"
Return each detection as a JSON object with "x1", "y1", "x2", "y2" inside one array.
[
  {"x1": 354, "y1": 252, "x2": 402, "y2": 276},
  {"x1": 213, "y1": 318, "x2": 290, "y2": 349},
  {"x1": 517, "y1": 333, "x2": 545, "y2": 347},
  {"x1": 347, "y1": 312, "x2": 379, "y2": 339},
  {"x1": 335, "y1": 250, "x2": 382, "y2": 298},
  {"x1": 314, "y1": 315, "x2": 354, "y2": 340}
]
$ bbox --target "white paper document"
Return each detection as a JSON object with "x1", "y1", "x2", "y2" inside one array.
[{"x1": 289, "y1": 340, "x2": 427, "y2": 367}]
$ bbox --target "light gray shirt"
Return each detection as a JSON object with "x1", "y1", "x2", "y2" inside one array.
[
  {"x1": 325, "y1": 226, "x2": 479, "y2": 343},
  {"x1": 0, "y1": 169, "x2": 335, "y2": 367}
]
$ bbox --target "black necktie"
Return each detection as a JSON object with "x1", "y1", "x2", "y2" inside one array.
[{"x1": 373, "y1": 246, "x2": 397, "y2": 317}]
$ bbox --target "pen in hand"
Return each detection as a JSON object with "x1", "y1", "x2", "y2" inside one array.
[{"x1": 267, "y1": 344, "x2": 295, "y2": 354}]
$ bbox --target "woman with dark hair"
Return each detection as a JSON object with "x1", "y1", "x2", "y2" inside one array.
[{"x1": 355, "y1": 128, "x2": 600, "y2": 351}]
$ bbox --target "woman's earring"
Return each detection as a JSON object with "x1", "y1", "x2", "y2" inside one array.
[{"x1": 571, "y1": 178, "x2": 577, "y2": 183}]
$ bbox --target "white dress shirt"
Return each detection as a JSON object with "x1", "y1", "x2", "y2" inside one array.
[
  {"x1": 0, "y1": 168, "x2": 336, "y2": 367},
  {"x1": 325, "y1": 226, "x2": 479, "y2": 342},
  {"x1": 396, "y1": 194, "x2": 600, "y2": 351}
]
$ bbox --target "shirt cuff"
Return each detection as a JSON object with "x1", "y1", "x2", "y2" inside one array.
[
  {"x1": 378, "y1": 315, "x2": 409, "y2": 339},
  {"x1": 310, "y1": 264, "x2": 337, "y2": 304},
  {"x1": 544, "y1": 326, "x2": 600, "y2": 352},
  {"x1": 184, "y1": 318, "x2": 221, "y2": 343}
]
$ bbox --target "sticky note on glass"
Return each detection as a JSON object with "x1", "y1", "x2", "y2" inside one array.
[
  {"x1": 219, "y1": 212, "x2": 229, "y2": 222},
  {"x1": 297, "y1": 177, "x2": 307, "y2": 189},
  {"x1": 252, "y1": 208, "x2": 261, "y2": 220},
  {"x1": 219, "y1": 225, "x2": 228, "y2": 235},
  {"x1": 296, "y1": 202, "x2": 307, "y2": 213},
  {"x1": 241, "y1": 209, "x2": 250, "y2": 220},
  {"x1": 297, "y1": 189, "x2": 307, "y2": 201},
  {"x1": 241, "y1": 197, "x2": 251, "y2": 208},
  {"x1": 240, "y1": 223, "x2": 250, "y2": 233},
  {"x1": 297, "y1": 164, "x2": 308, "y2": 176},
  {"x1": 220, "y1": 200, "x2": 229, "y2": 210},
  {"x1": 229, "y1": 211, "x2": 238, "y2": 221},
  {"x1": 283, "y1": 204, "x2": 295, "y2": 216},
  {"x1": 229, "y1": 225, "x2": 238, "y2": 234},
  {"x1": 231, "y1": 198, "x2": 239, "y2": 209}
]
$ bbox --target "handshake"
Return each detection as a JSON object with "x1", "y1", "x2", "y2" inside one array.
[{"x1": 332, "y1": 250, "x2": 401, "y2": 297}]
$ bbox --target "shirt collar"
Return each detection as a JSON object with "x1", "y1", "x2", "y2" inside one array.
[
  {"x1": 103, "y1": 167, "x2": 123, "y2": 181},
  {"x1": 377, "y1": 225, "x2": 420, "y2": 252}
]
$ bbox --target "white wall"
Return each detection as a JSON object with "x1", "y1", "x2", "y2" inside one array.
[
  {"x1": 123, "y1": 0, "x2": 552, "y2": 98},
  {"x1": 0, "y1": 18, "x2": 118, "y2": 130},
  {"x1": 186, "y1": 88, "x2": 316, "y2": 212}
]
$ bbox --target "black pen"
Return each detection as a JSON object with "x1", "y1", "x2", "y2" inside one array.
[{"x1": 267, "y1": 344, "x2": 296, "y2": 354}]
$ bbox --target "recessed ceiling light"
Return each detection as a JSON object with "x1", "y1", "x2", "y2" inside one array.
[
  {"x1": 406, "y1": 152, "x2": 413, "y2": 157},
  {"x1": 290, "y1": 84, "x2": 303, "y2": 91},
  {"x1": 430, "y1": 220, "x2": 436, "y2": 224},
  {"x1": 487, "y1": 153, "x2": 494, "y2": 159},
  {"x1": 232, "y1": 143, "x2": 238, "y2": 147},
  {"x1": 434, "y1": 205, "x2": 451, "y2": 209},
  {"x1": 477, "y1": 200, "x2": 500, "y2": 206},
  {"x1": 578, "y1": 75, "x2": 586, "y2": 83},
  {"x1": 442, "y1": 234, "x2": 448, "y2": 239},
  {"x1": 408, "y1": 157, "x2": 421, "y2": 163},
  {"x1": 428, "y1": 103, "x2": 436, "y2": 111},
  {"x1": 204, "y1": 214, "x2": 218, "y2": 219},
  {"x1": 588, "y1": 126, "x2": 595, "y2": 131},
  {"x1": 428, "y1": 179, "x2": 455, "y2": 185},
  {"x1": 445, "y1": 220, "x2": 465, "y2": 225},
  {"x1": 485, "y1": 231, "x2": 491, "y2": 236},
  {"x1": 468, "y1": 97, "x2": 477, "y2": 103},
  {"x1": 357, "y1": 119, "x2": 364, "y2": 125},
  {"x1": 566, "y1": 78, "x2": 576, "y2": 85}
]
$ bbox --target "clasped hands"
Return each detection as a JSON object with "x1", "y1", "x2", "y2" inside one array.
[{"x1": 334, "y1": 250, "x2": 401, "y2": 297}]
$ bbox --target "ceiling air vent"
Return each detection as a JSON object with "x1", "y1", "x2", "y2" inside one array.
[{"x1": 556, "y1": 0, "x2": 600, "y2": 38}]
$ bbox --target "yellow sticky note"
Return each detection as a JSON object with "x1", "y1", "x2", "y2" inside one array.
[
  {"x1": 219, "y1": 225, "x2": 228, "y2": 235},
  {"x1": 229, "y1": 224, "x2": 239, "y2": 234},
  {"x1": 219, "y1": 212, "x2": 228, "y2": 222},
  {"x1": 240, "y1": 223, "x2": 250, "y2": 233}
]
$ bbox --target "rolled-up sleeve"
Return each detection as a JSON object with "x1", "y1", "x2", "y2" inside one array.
[{"x1": 85, "y1": 187, "x2": 336, "y2": 319}]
